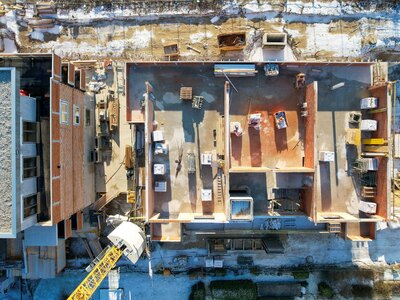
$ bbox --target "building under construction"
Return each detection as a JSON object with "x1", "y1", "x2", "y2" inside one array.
[
  {"x1": 126, "y1": 61, "x2": 391, "y2": 246},
  {"x1": 0, "y1": 54, "x2": 394, "y2": 288}
]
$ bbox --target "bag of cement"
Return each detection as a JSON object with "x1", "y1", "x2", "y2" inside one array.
[
  {"x1": 359, "y1": 200, "x2": 377, "y2": 214},
  {"x1": 360, "y1": 119, "x2": 377, "y2": 131}
]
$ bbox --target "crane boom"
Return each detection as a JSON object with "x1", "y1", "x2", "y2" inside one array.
[{"x1": 68, "y1": 246, "x2": 123, "y2": 300}]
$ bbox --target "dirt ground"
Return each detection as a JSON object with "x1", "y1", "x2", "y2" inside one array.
[
  {"x1": 23, "y1": 17, "x2": 376, "y2": 61},
  {"x1": 1, "y1": 1, "x2": 399, "y2": 61}
]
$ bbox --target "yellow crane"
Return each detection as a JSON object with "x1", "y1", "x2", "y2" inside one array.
[
  {"x1": 68, "y1": 246, "x2": 123, "y2": 300},
  {"x1": 68, "y1": 222, "x2": 146, "y2": 300}
]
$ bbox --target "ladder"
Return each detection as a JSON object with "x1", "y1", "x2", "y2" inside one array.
[{"x1": 217, "y1": 169, "x2": 223, "y2": 203}]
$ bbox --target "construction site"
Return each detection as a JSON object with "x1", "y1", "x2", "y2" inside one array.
[{"x1": 1, "y1": 1, "x2": 400, "y2": 300}]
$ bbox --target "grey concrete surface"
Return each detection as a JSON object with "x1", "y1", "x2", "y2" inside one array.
[
  {"x1": 314, "y1": 66, "x2": 371, "y2": 215},
  {"x1": 229, "y1": 172, "x2": 268, "y2": 215},
  {"x1": 0, "y1": 70, "x2": 13, "y2": 233},
  {"x1": 94, "y1": 64, "x2": 131, "y2": 201},
  {"x1": 128, "y1": 63, "x2": 374, "y2": 219},
  {"x1": 129, "y1": 64, "x2": 225, "y2": 216}
]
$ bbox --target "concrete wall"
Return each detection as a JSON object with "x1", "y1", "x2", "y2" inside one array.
[
  {"x1": 23, "y1": 245, "x2": 60, "y2": 279},
  {"x1": 67, "y1": 63, "x2": 75, "y2": 86},
  {"x1": 368, "y1": 85, "x2": 390, "y2": 219},
  {"x1": 0, "y1": 68, "x2": 17, "y2": 237},
  {"x1": 304, "y1": 82, "x2": 317, "y2": 169},
  {"x1": 302, "y1": 82, "x2": 318, "y2": 221},
  {"x1": 301, "y1": 186, "x2": 314, "y2": 219},
  {"x1": 369, "y1": 85, "x2": 388, "y2": 140},
  {"x1": 224, "y1": 82, "x2": 230, "y2": 219},
  {"x1": 52, "y1": 51, "x2": 61, "y2": 82},
  {"x1": 56, "y1": 238, "x2": 66, "y2": 273},
  {"x1": 50, "y1": 79, "x2": 61, "y2": 222},
  {"x1": 23, "y1": 226, "x2": 66, "y2": 277},
  {"x1": 145, "y1": 99, "x2": 154, "y2": 220},
  {"x1": 24, "y1": 225, "x2": 58, "y2": 246},
  {"x1": 83, "y1": 93, "x2": 95, "y2": 208},
  {"x1": 375, "y1": 156, "x2": 388, "y2": 218}
]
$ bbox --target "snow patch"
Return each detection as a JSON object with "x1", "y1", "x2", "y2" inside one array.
[
  {"x1": 30, "y1": 31, "x2": 44, "y2": 41},
  {"x1": 34, "y1": 25, "x2": 63, "y2": 35},
  {"x1": 106, "y1": 40, "x2": 125, "y2": 52},
  {"x1": 304, "y1": 24, "x2": 362, "y2": 57},
  {"x1": 131, "y1": 29, "x2": 152, "y2": 49},
  {"x1": 3, "y1": 38, "x2": 17, "y2": 53},
  {"x1": 0, "y1": 10, "x2": 20, "y2": 46},
  {"x1": 190, "y1": 32, "x2": 213, "y2": 44},
  {"x1": 286, "y1": 0, "x2": 343, "y2": 16},
  {"x1": 243, "y1": 2, "x2": 274, "y2": 13},
  {"x1": 55, "y1": 4, "x2": 209, "y2": 22}
]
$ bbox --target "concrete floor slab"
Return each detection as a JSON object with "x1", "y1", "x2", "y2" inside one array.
[
  {"x1": 314, "y1": 66, "x2": 371, "y2": 216},
  {"x1": 129, "y1": 64, "x2": 227, "y2": 216},
  {"x1": 229, "y1": 172, "x2": 268, "y2": 216},
  {"x1": 127, "y1": 63, "x2": 375, "y2": 222},
  {"x1": 94, "y1": 63, "x2": 132, "y2": 214},
  {"x1": 228, "y1": 70, "x2": 305, "y2": 169}
]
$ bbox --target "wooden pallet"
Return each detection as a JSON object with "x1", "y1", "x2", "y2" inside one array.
[
  {"x1": 108, "y1": 99, "x2": 119, "y2": 131},
  {"x1": 180, "y1": 87, "x2": 192, "y2": 100},
  {"x1": 364, "y1": 145, "x2": 388, "y2": 153},
  {"x1": 361, "y1": 186, "x2": 376, "y2": 198},
  {"x1": 327, "y1": 223, "x2": 341, "y2": 233}
]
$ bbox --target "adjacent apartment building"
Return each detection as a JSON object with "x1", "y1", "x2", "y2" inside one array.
[{"x1": 0, "y1": 53, "x2": 95, "y2": 279}]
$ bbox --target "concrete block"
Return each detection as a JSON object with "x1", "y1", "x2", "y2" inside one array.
[{"x1": 262, "y1": 33, "x2": 287, "y2": 49}]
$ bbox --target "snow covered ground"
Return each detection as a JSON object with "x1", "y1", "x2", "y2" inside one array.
[
  {"x1": 0, "y1": 1, "x2": 399, "y2": 59},
  {"x1": 7, "y1": 225, "x2": 396, "y2": 299}
]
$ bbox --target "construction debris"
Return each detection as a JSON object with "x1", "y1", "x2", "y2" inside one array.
[
  {"x1": 187, "y1": 45, "x2": 201, "y2": 54},
  {"x1": 163, "y1": 43, "x2": 179, "y2": 59},
  {"x1": 217, "y1": 32, "x2": 246, "y2": 51}
]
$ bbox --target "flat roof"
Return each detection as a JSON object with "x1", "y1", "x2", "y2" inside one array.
[
  {"x1": 129, "y1": 64, "x2": 226, "y2": 217},
  {"x1": 127, "y1": 62, "x2": 380, "y2": 223},
  {"x1": 313, "y1": 64, "x2": 385, "y2": 219}
]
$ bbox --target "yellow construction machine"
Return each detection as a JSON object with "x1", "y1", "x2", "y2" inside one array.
[{"x1": 68, "y1": 221, "x2": 146, "y2": 300}]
